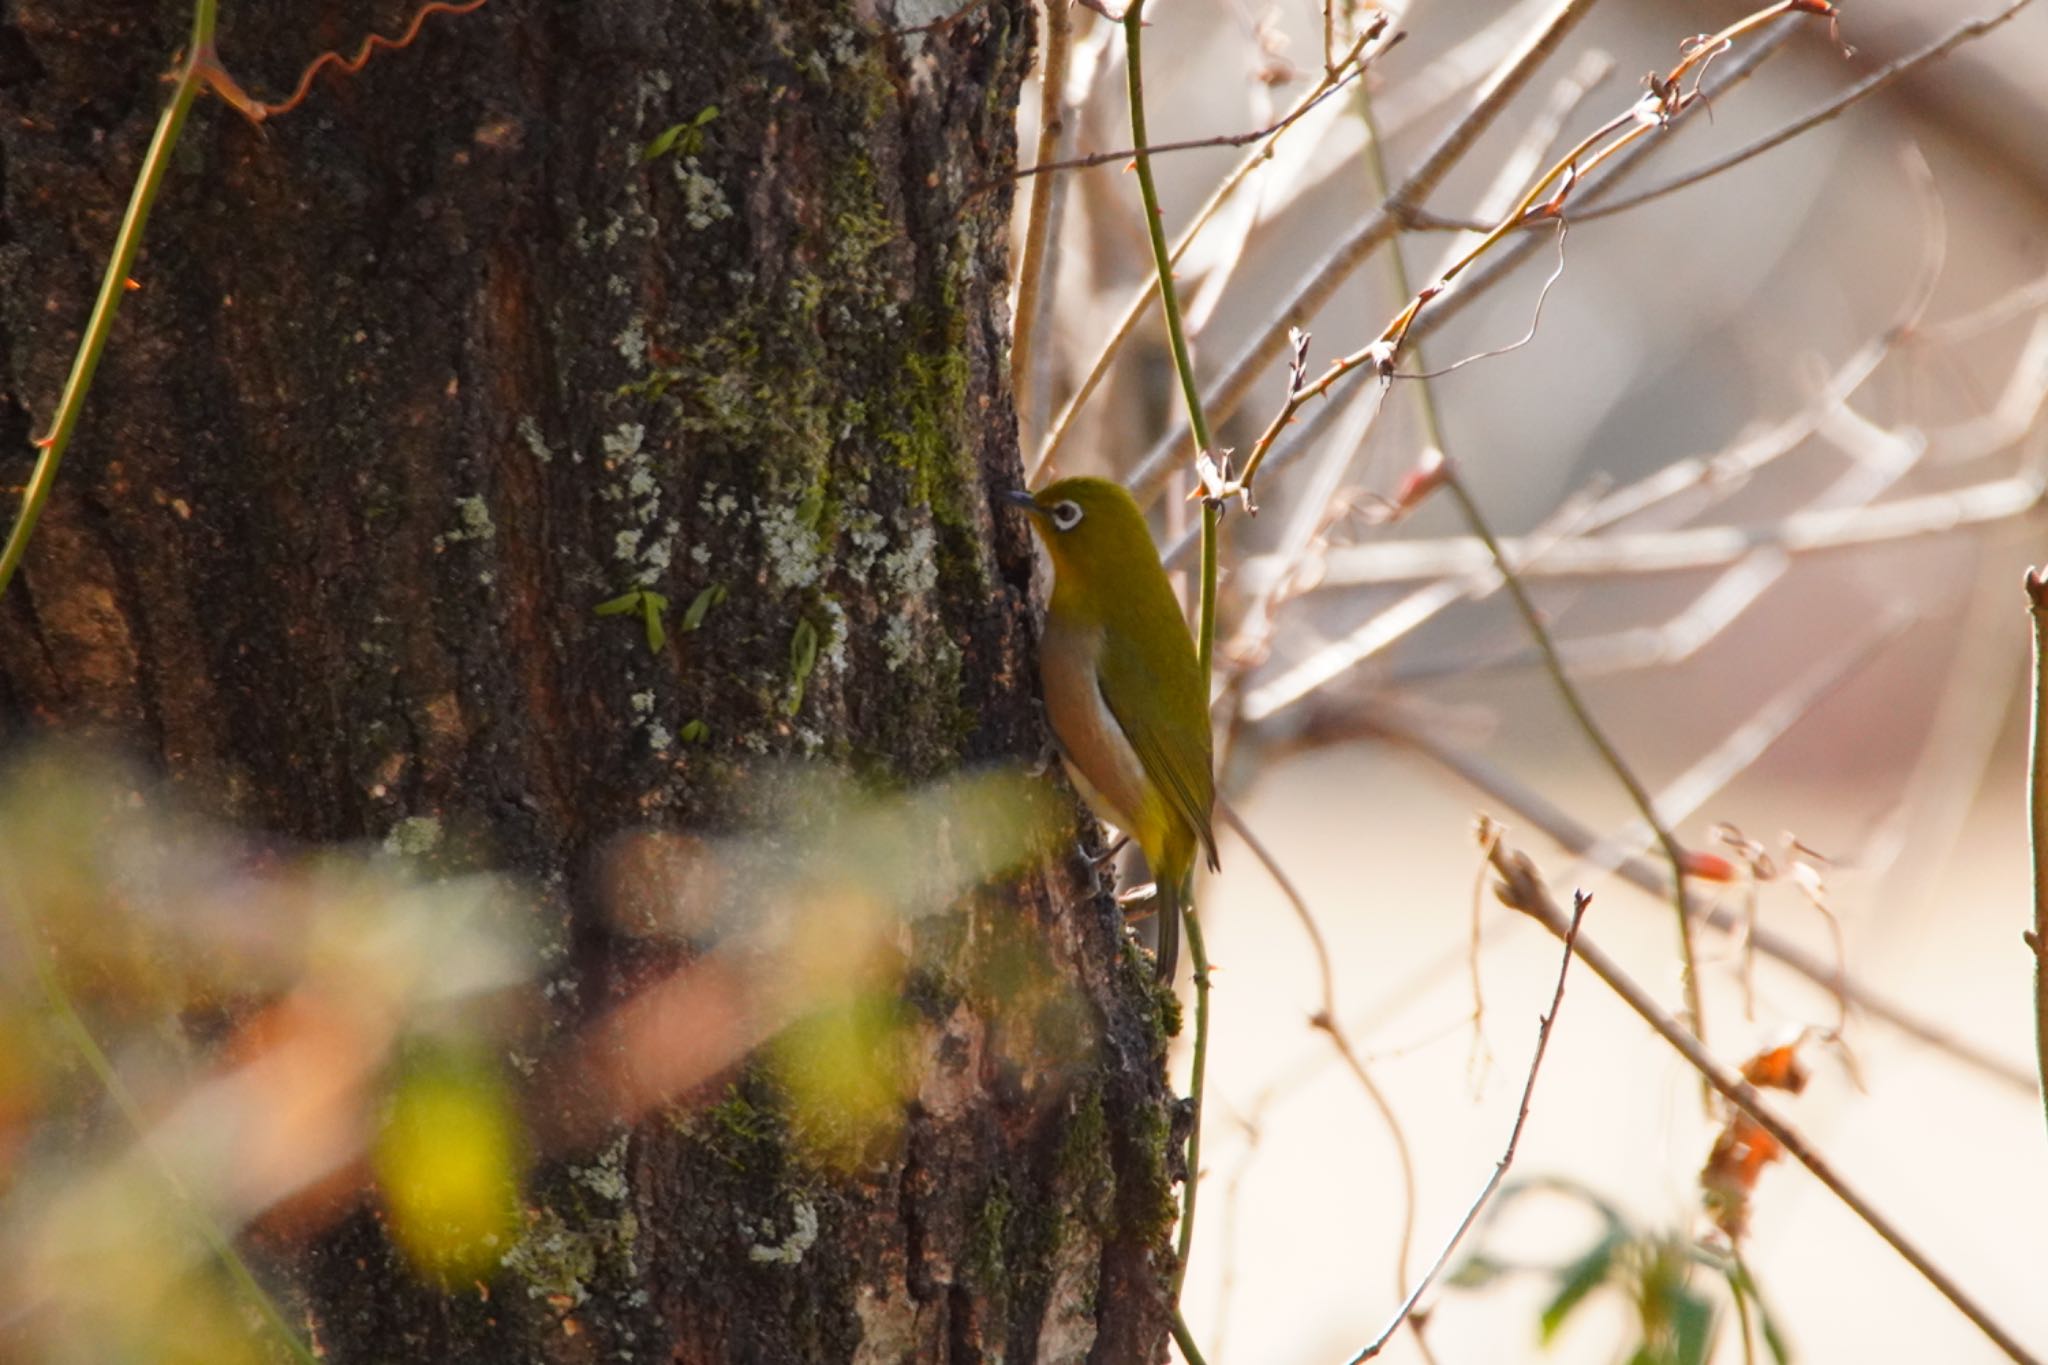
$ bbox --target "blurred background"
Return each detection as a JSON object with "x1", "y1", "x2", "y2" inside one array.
[{"x1": 1012, "y1": 0, "x2": 2048, "y2": 1359}]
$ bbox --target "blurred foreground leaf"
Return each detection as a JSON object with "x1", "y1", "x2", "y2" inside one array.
[{"x1": 373, "y1": 1044, "x2": 526, "y2": 1280}]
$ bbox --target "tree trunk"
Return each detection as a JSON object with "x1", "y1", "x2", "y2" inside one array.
[{"x1": 0, "y1": 1, "x2": 1179, "y2": 1359}]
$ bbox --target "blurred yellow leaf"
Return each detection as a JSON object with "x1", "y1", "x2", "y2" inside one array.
[
  {"x1": 373, "y1": 1047, "x2": 524, "y2": 1281},
  {"x1": 769, "y1": 994, "x2": 916, "y2": 1170}
]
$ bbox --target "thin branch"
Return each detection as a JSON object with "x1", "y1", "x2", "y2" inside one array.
[
  {"x1": 1216, "y1": 366, "x2": 1386, "y2": 699},
  {"x1": 1399, "y1": 337, "x2": 1955, "y2": 685},
  {"x1": 1304, "y1": 608, "x2": 1891, "y2": 1048},
  {"x1": 1238, "y1": 466, "x2": 1607, "y2": 722},
  {"x1": 1124, "y1": 0, "x2": 1605, "y2": 494},
  {"x1": 1347, "y1": 886, "x2": 1589, "y2": 1363},
  {"x1": 1214, "y1": 41, "x2": 1649, "y2": 696},
  {"x1": 1004, "y1": 27, "x2": 1386, "y2": 184},
  {"x1": 1915, "y1": 270, "x2": 2048, "y2": 347},
  {"x1": 1236, "y1": 0, "x2": 1604, "y2": 256},
  {"x1": 1570, "y1": 617, "x2": 1907, "y2": 882},
  {"x1": 1922, "y1": 314, "x2": 2048, "y2": 462},
  {"x1": 1358, "y1": 36, "x2": 1720, "y2": 1040},
  {"x1": 1295, "y1": 470, "x2": 2047, "y2": 587},
  {"x1": 1219, "y1": 804, "x2": 1421, "y2": 1308},
  {"x1": 1392, "y1": 22, "x2": 1796, "y2": 349},
  {"x1": 1012, "y1": 0, "x2": 1073, "y2": 450},
  {"x1": 1214, "y1": 0, "x2": 1844, "y2": 507},
  {"x1": 1394, "y1": 218, "x2": 1568, "y2": 380},
  {"x1": 1424, "y1": 46, "x2": 1618, "y2": 279},
  {"x1": 1487, "y1": 841, "x2": 2042, "y2": 1364},
  {"x1": 1370, "y1": 714, "x2": 2037, "y2": 1094},
  {"x1": 1579, "y1": 0, "x2": 2039, "y2": 222},
  {"x1": 2027, "y1": 567, "x2": 2048, "y2": 1139},
  {"x1": 1194, "y1": 97, "x2": 1891, "y2": 584},
  {"x1": 1451, "y1": 463, "x2": 1714, "y2": 1039},
  {"x1": 1268, "y1": 217, "x2": 1951, "y2": 612},
  {"x1": 1033, "y1": 24, "x2": 1394, "y2": 478}
]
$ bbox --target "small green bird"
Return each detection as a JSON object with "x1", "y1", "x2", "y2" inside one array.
[{"x1": 1008, "y1": 477, "x2": 1218, "y2": 982}]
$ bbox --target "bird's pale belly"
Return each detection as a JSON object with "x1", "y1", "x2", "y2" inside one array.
[{"x1": 1040, "y1": 622, "x2": 1154, "y2": 839}]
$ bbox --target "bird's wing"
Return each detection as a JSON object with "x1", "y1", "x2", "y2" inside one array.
[{"x1": 1097, "y1": 629, "x2": 1219, "y2": 871}]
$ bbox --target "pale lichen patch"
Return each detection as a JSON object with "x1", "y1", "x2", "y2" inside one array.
[
  {"x1": 675, "y1": 158, "x2": 735, "y2": 231},
  {"x1": 742, "y1": 1199, "x2": 819, "y2": 1266},
  {"x1": 516, "y1": 415, "x2": 554, "y2": 464},
  {"x1": 439, "y1": 496, "x2": 497, "y2": 548},
  {"x1": 759, "y1": 496, "x2": 825, "y2": 592},
  {"x1": 382, "y1": 815, "x2": 443, "y2": 858}
]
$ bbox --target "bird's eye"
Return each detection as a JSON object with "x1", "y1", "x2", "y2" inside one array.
[{"x1": 1051, "y1": 500, "x2": 1084, "y2": 531}]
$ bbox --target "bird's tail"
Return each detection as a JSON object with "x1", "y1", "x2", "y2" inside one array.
[{"x1": 1154, "y1": 876, "x2": 1183, "y2": 984}]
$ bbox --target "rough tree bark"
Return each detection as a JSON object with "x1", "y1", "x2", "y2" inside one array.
[{"x1": 0, "y1": 1, "x2": 1180, "y2": 1360}]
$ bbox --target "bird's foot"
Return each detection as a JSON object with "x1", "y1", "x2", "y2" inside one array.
[{"x1": 1071, "y1": 827, "x2": 1127, "y2": 898}]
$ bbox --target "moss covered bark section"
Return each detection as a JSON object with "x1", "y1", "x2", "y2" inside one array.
[{"x1": 0, "y1": 0, "x2": 1177, "y2": 1360}]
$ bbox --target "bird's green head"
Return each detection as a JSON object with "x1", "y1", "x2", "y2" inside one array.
[{"x1": 1005, "y1": 477, "x2": 1159, "y2": 586}]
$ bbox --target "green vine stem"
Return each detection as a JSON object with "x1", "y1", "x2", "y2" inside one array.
[
  {"x1": 4, "y1": 883, "x2": 316, "y2": 1361},
  {"x1": 0, "y1": 0, "x2": 220, "y2": 599},
  {"x1": 1171, "y1": 1305, "x2": 1212, "y2": 1365},
  {"x1": 1351, "y1": 81, "x2": 1709, "y2": 1046},
  {"x1": 1121, "y1": 0, "x2": 1220, "y2": 1323},
  {"x1": 1172, "y1": 903, "x2": 1212, "y2": 1293},
  {"x1": 0, "y1": 5, "x2": 313, "y2": 1355}
]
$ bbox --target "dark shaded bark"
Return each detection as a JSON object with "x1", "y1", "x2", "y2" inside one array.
[{"x1": 0, "y1": 1, "x2": 1178, "y2": 1359}]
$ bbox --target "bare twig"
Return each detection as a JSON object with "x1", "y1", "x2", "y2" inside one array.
[
  {"x1": 1004, "y1": 23, "x2": 1387, "y2": 184},
  {"x1": 1568, "y1": 617, "x2": 1908, "y2": 883},
  {"x1": 1395, "y1": 218, "x2": 1569, "y2": 380},
  {"x1": 1447, "y1": 464, "x2": 1712, "y2": 1040},
  {"x1": 1124, "y1": 0, "x2": 1605, "y2": 494},
  {"x1": 1294, "y1": 469, "x2": 2047, "y2": 587},
  {"x1": 1011, "y1": 0, "x2": 1073, "y2": 450},
  {"x1": 1358, "y1": 50, "x2": 1725, "y2": 1038},
  {"x1": 1238, "y1": 467, "x2": 1608, "y2": 722},
  {"x1": 1371, "y1": 714, "x2": 2037, "y2": 1093},
  {"x1": 1216, "y1": 368, "x2": 1385, "y2": 694},
  {"x1": 1390, "y1": 22, "x2": 1796, "y2": 350},
  {"x1": 1579, "y1": 0, "x2": 2040, "y2": 222},
  {"x1": 1274, "y1": 211, "x2": 1969, "y2": 600},
  {"x1": 1399, "y1": 351, "x2": 1956, "y2": 685},
  {"x1": 1212, "y1": 0, "x2": 1845, "y2": 509},
  {"x1": 1347, "y1": 881, "x2": 1589, "y2": 1363},
  {"x1": 1915, "y1": 271, "x2": 2048, "y2": 347},
  {"x1": 1211, "y1": 270, "x2": 1907, "y2": 585},
  {"x1": 1033, "y1": 24, "x2": 1394, "y2": 477},
  {"x1": 1219, "y1": 804, "x2": 1421, "y2": 1307},
  {"x1": 1488, "y1": 842, "x2": 2042, "y2": 1364},
  {"x1": 2027, "y1": 567, "x2": 2048, "y2": 1138}
]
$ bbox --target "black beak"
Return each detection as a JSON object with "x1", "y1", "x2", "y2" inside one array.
[{"x1": 1003, "y1": 489, "x2": 1042, "y2": 514}]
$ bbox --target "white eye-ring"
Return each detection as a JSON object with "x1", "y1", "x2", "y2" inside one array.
[{"x1": 1050, "y1": 499, "x2": 1084, "y2": 531}]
